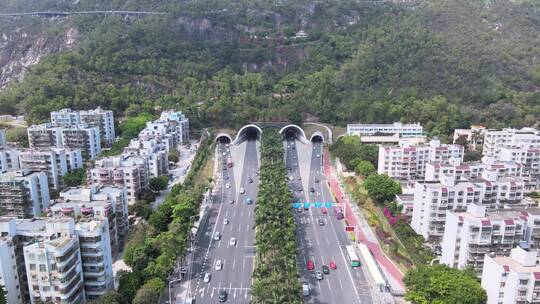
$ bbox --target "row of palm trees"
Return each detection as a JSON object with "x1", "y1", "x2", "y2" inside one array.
[{"x1": 251, "y1": 129, "x2": 303, "y2": 303}]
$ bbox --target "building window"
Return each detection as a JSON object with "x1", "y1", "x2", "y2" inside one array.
[
  {"x1": 29, "y1": 264, "x2": 36, "y2": 270},
  {"x1": 39, "y1": 264, "x2": 46, "y2": 272}
]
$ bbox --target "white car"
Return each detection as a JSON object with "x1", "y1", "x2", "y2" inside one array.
[
  {"x1": 240, "y1": 187, "x2": 245, "y2": 194},
  {"x1": 203, "y1": 273, "x2": 211, "y2": 283},
  {"x1": 316, "y1": 154, "x2": 320, "y2": 158},
  {"x1": 215, "y1": 260, "x2": 222, "y2": 271},
  {"x1": 224, "y1": 219, "x2": 229, "y2": 225},
  {"x1": 213, "y1": 232, "x2": 221, "y2": 241},
  {"x1": 229, "y1": 237, "x2": 237, "y2": 247},
  {"x1": 289, "y1": 176, "x2": 294, "y2": 181},
  {"x1": 225, "y1": 183, "x2": 230, "y2": 189}
]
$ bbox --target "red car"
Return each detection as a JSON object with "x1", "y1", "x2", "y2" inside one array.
[
  {"x1": 329, "y1": 261, "x2": 337, "y2": 270},
  {"x1": 321, "y1": 207, "x2": 328, "y2": 214},
  {"x1": 307, "y1": 260, "x2": 315, "y2": 270}
]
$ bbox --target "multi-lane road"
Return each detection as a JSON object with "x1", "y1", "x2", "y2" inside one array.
[
  {"x1": 177, "y1": 132, "x2": 373, "y2": 303},
  {"x1": 285, "y1": 137, "x2": 372, "y2": 304},
  {"x1": 186, "y1": 138, "x2": 259, "y2": 303}
]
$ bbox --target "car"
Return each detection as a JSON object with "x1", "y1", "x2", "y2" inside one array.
[
  {"x1": 213, "y1": 232, "x2": 221, "y2": 241},
  {"x1": 315, "y1": 271, "x2": 323, "y2": 280},
  {"x1": 315, "y1": 178, "x2": 319, "y2": 183},
  {"x1": 225, "y1": 183, "x2": 230, "y2": 189},
  {"x1": 329, "y1": 261, "x2": 337, "y2": 270},
  {"x1": 222, "y1": 166, "x2": 227, "y2": 171},
  {"x1": 297, "y1": 176, "x2": 301, "y2": 181},
  {"x1": 304, "y1": 204, "x2": 309, "y2": 211},
  {"x1": 292, "y1": 146, "x2": 296, "y2": 150},
  {"x1": 203, "y1": 273, "x2": 211, "y2": 283},
  {"x1": 310, "y1": 187, "x2": 315, "y2": 193},
  {"x1": 321, "y1": 207, "x2": 328, "y2": 214},
  {"x1": 246, "y1": 198, "x2": 253, "y2": 205},
  {"x1": 248, "y1": 178, "x2": 253, "y2": 183},
  {"x1": 289, "y1": 176, "x2": 294, "y2": 181},
  {"x1": 218, "y1": 290, "x2": 228, "y2": 302},
  {"x1": 240, "y1": 187, "x2": 245, "y2": 194},
  {"x1": 296, "y1": 207, "x2": 303, "y2": 213},
  {"x1": 225, "y1": 175, "x2": 229, "y2": 180},
  {"x1": 302, "y1": 282, "x2": 310, "y2": 296},
  {"x1": 306, "y1": 260, "x2": 315, "y2": 270},
  {"x1": 229, "y1": 199, "x2": 235, "y2": 204},
  {"x1": 223, "y1": 219, "x2": 229, "y2": 225},
  {"x1": 318, "y1": 219, "x2": 324, "y2": 226},
  {"x1": 336, "y1": 212, "x2": 344, "y2": 220},
  {"x1": 322, "y1": 265, "x2": 330, "y2": 274},
  {"x1": 229, "y1": 237, "x2": 237, "y2": 246},
  {"x1": 215, "y1": 260, "x2": 223, "y2": 271},
  {"x1": 184, "y1": 298, "x2": 194, "y2": 304},
  {"x1": 316, "y1": 154, "x2": 320, "y2": 158},
  {"x1": 287, "y1": 145, "x2": 290, "y2": 148}
]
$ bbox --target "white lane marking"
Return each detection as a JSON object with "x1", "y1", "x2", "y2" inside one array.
[
  {"x1": 242, "y1": 258, "x2": 246, "y2": 270},
  {"x1": 246, "y1": 223, "x2": 249, "y2": 231},
  {"x1": 339, "y1": 278, "x2": 344, "y2": 290},
  {"x1": 232, "y1": 258, "x2": 236, "y2": 270}
]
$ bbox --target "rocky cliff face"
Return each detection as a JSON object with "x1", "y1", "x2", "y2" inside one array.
[{"x1": 0, "y1": 18, "x2": 79, "y2": 90}]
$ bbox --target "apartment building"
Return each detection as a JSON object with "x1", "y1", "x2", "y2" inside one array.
[
  {"x1": 0, "y1": 170, "x2": 50, "y2": 218},
  {"x1": 0, "y1": 129, "x2": 6, "y2": 148},
  {"x1": 0, "y1": 216, "x2": 113, "y2": 303},
  {"x1": 0, "y1": 234, "x2": 22, "y2": 303},
  {"x1": 347, "y1": 122, "x2": 424, "y2": 137},
  {"x1": 378, "y1": 139, "x2": 464, "y2": 181},
  {"x1": 498, "y1": 146, "x2": 540, "y2": 191},
  {"x1": 75, "y1": 219, "x2": 114, "y2": 299},
  {"x1": 483, "y1": 128, "x2": 540, "y2": 159},
  {"x1": 124, "y1": 138, "x2": 168, "y2": 178},
  {"x1": 425, "y1": 161, "x2": 523, "y2": 183},
  {"x1": 88, "y1": 156, "x2": 147, "y2": 204},
  {"x1": 60, "y1": 126, "x2": 101, "y2": 160},
  {"x1": 27, "y1": 124, "x2": 63, "y2": 149},
  {"x1": 159, "y1": 110, "x2": 190, "y2": 144},
  {"x1": 51, "y1": 107, "x2": 115, "y2": 147},
  {"x1": 28, "y1": 124, "x2": 101, "y2": 160},
  {"x1": 440, "y1": 204, "x2": 540, "y2": 273},
  {"x1": 59, "y1": 186, "x2": 128, "y2": 242},
  {"x1": 482, "y1": 246, "x2": 540, "y2": 304},
  {"x1": 358, "y1": 133, "x2": 427, "y2": 145},
  {"x1": 0, "y1": 147, "x2": 20, "y2": 171},
  {"x1": 411, "y1": 174, "x2": 526, "y2": 242}
]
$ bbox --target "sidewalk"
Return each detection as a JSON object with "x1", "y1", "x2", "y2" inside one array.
[{"x1": 323, "y1": 148, "x2": 405, "y2": 294}]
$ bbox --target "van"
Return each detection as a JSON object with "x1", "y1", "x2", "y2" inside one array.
[{"x1": 302, "y1": 282, "x2": 309, "y2": 296}]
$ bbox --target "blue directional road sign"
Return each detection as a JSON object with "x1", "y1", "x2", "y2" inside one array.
[
  {"x1": 325, "y1": 202, "x2": 333, "y2": 208},
  {"x1": 314, "y1": 202, "x2": 322, "y2": 208},
  {"x1": 303, "y1": 202, "x2": 310, "y2": 209},
  {"x1": 292, "y1": 202, "x2": 301, "y2": 209}
]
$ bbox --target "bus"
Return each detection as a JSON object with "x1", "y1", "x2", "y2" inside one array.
[{"x1": 345, "y1": 245, "x2": 361, "y2": 267}]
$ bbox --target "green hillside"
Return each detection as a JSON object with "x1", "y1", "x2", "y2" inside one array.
[{"x1": 0, "y1": 0, "x2": 539, "y2": 138}]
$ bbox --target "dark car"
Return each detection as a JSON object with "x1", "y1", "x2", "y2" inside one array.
[
  {"x1": 248, "y1": 177, "x2": 253, "y2": 183},
  {"x1": 322, "y1": 265, "x2": 330, "y2": 274},
  {"x1": 315, "y1": 178, "x2": 320, "y2": 183},
  {"x1": 219, "y1": 290, "x2": 228, "y2": 302},
  {"x1": 310, "y1": 187, "x2": 315, "y2": 193}
]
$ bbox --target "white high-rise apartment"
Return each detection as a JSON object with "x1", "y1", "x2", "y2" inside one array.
[
  {"x1": 411, "y1": 174, "x2": 525, "y2": 242},
  {"x1": 0, "y1": 170, "x2": 50, "y2": 218},
  {"x1": 483, "y1": 128, "x2": 540, "y2": 158},
  {"x1": 0, "y1": 234, "x2": 23, "y2": 303},
  {"x1": 440, "y1": 204, "x2": 540, "y2": 273},
  {"x1": 425, "y1": 161, "x2": 524, "y2": 183},
  {"x1": 88, "y1": 156, "x2": 147, "y2": 204},
  {"x1": 159, "y1": 110, "x2": 190, "y2": 144},
  {"x1": 28, "y1": 124, "x2": 101, "y2": 160},
  {"x1": 378, "y1": 139, "x2": 464, "y2": 181},
  {"x1": 0, "y1": 129, "x2": 6, "y2": 148},
  {"x1": 0, "y1": 147, "x2": 20, "y2": 171},
  {"x1": 482, "y1": 246, "x2": 540, "y2": 304},
  {"x1": 347, "y1": 122, "x2": 423, "y2": 137},
  {"x1": 124, "y1": 138, "x2": 168, "y2": 178},
  {"x1": 51, "y1": 107, "x2": 115, "y2": 147},
  {"x1": 75, "y1": 218, "x2": 114, "y2": 299}
]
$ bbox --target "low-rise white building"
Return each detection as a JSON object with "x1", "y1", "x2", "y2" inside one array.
[
  {"x1": 453, "y1": 125, "x2": 486, "y2": 150},
  {"x1": 347, "y1": 122, "x2": 423, "y2": 137},
  {"x1": 378, "y1": 139, "x2": 464, "y2": 181},
  {"x1": 482, "y1": 246, "x2": 540, "y2": 304},
  {"x1": 483, "y1": 128, "x2": 540, "y2": 159},
  {"x1": 0, "y1": 170, "x2": 50, "y2": 218}
]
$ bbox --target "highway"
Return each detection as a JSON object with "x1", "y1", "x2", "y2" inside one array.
[
  {"x1": 186, "y1": 138, "x2": 259, "y2": 303},
  {"x1": 285, "y1": 136, "x2": 373, "y2": 304}
]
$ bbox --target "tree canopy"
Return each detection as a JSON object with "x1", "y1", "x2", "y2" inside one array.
[
  {"x1": 404, "y1": 264, "x2": 487, "y2": 304},
  {"x1": 363, "y1": 174, "x2": 402, "y2": 204}
]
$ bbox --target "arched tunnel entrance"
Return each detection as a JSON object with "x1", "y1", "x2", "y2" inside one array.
[
  {"x1": 279, "y1": 124, "x2": 308, "y2": 143},
  {"x1": 233, "y1": 124, "x2": 263, "y2": 144},
  {"x1": 215, "y1": 133, "x2": 232, "y2": 144},
  {"x1": 310, "y1": 131, "x2": 324, "y2": 143}
]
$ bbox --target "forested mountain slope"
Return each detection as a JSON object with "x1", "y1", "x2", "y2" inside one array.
[{"x1": 0, "y1": 0, "x2": 538, "y2": 137}]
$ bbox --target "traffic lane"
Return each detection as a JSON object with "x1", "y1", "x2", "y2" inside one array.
[{"x1": 210, "y1": 139, "x2": 258, "y2": 303}]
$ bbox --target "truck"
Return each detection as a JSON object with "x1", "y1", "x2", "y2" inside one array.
[{"x1": 227, "y1": 157, "x2": 233, "y2": 168}]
